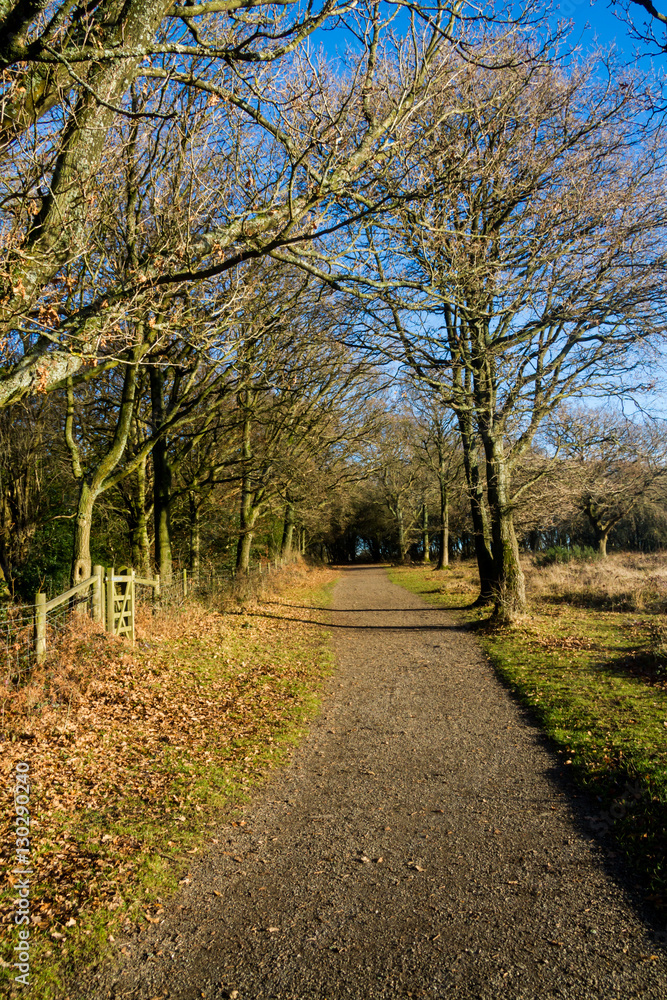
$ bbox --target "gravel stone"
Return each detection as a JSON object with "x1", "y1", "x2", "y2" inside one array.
[{"x1": 81, "y1": 565, "x2": 667, "y2": 999}]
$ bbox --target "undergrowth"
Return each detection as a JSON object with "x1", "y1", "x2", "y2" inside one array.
[
  {"x1": 1, "y1": 561, "x2": 337, "y2": 998},
  {"x1": 389, "y1": 558, "x2": 667, "y2": 921},
  {"x1": 535, "y1": 544, "x2": 599, "y2": 567}
]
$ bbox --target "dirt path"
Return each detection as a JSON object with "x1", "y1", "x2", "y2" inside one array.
[{"x1": 88, "y1": 566, "x2": 667, "y2": 999}]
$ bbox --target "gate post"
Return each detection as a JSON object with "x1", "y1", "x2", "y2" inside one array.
[
  {"x1": 106, "y1": 567, "x2": 115, "y2": 634},
  {"x1": 92, "y1": 565, "x2": 104, "y2": 626},
  {"x1": 34, "y1": 592, "x2": 46, "y2": 665},
  {"x1": 130, "y1": 569, "x2": 136, "y2": 644}
]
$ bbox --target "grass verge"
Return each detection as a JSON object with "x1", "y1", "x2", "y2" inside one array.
[
  {"x1": 389, "y1": 561, "x2": 667, "y2": 919},
  {"x1": 1, "y1": 562, "x2": 338, "y2": 998}
]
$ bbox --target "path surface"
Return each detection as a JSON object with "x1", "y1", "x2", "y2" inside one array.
[{"x1": 89, "y1": 566, "x2": 667, "y2": 999}]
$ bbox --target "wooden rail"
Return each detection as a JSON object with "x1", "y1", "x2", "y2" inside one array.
[{"x1": 34, "y1": 567, "x2": 104, "y2": 665}]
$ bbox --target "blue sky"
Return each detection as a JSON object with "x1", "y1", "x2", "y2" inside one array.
[
  {"x1": 318, "y1": 2, "x2": 666, "y2": 66},
  {"x1": 549, "y1": 0, "x2": 667, "y2": 64},
  {"x1": 563, "y1": 0, "x2": 629, "y2": 52}
]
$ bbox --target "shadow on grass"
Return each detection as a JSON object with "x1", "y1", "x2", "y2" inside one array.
[
  {"x1": 491, "y1": 666, "x2": 667, "y2": 942},
  {"x1": 264, "y1": 602, "x2": 449, "y2": 612},
  {"x1": 541, "y1": 592, "x2": 667, "y2": 614}
]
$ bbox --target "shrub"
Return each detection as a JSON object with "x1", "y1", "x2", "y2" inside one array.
[{"x1": 536, "y1": 544, "x2": 600, "y2": 567}]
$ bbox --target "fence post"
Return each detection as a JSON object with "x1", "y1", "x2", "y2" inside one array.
[
  {"x1": 182, "y1": 568, "x2": 187, "y2": 598},
  {"x1": 130, "y1": 569, "x2": 136, "y2": 644},
  {"x1": 106, "y1": 567, "x2": 115, "y2": 634},
  {"x1": 92, "y1": 565, "x2": 104, "y2": 626},
  {"x1": 34, "y1": 592, "x2": 46, "y2": 665}
]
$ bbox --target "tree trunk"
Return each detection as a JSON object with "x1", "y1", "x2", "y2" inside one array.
[
  {"x1": 236, "y1": 408, "x2": 255, "y2": 573},
  {"x1": 66, "y1": 352, "x2": 142, "y2": 587},
  {"x1": 281, "y1": 500, "x2": 295, "y2": 556},
  {"x1": 421, "y1": 502, "x2": 430, "y2": 563},
  {"x1": 152, "y1": 438, "x2": 173, "y2": 585},
  {"x1": 130, "y1": 455, "x2": 150, "y2": 578},
  {"x1": 457, "y1": 414, "x2": 494, "y2": 600},
  {"x1": 583, "y1": 498, "x2": 611, "y2": 559},
  {"x1": 72, "y1": 481, "x2": 95, "y2": 584},
  {"x1": 150, "y1": 365, "x2": 173, "y2": 586},
  {"x1": 236, "y1": 491, "x2": 257, "y2": 573},
  {"x1": 0, "y1": 560, "x2": 11, "y2": 601},
  {"x1": 189, "y1": 493, "x2": 200, "y2": 578},
  {"x1": 482, "y1": 430, "x2": 526, "y2": 621},
  {"x1": 436, "y1": 480, "x2": 449, "y2": 570},
  {"x1": 396, "y1": 507, "x2": 408, "y2": 563},
  {"x1": 597, "y1": 530, "x2": 609, "y2": 557},
  {"x1": 237, "y1": 534, "x2": 253, "y2": 572}
]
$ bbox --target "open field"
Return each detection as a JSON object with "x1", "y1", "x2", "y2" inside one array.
[
  {"x1": 1, "y1": 562, "x2": 338, "y2": 998},
  {"x1": 390, "y1": 553, "x2": 667, "y2": 917}
]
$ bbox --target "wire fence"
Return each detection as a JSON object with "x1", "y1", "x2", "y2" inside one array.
[
  {"x1": 1, "y1": 552, "x2": 301, "y2": 689},
  {"x1": 0, "y1": 589, "x2": 94, "y2": 687},
  {"x1": 154, "y1": 554, "x2": 299, "y2": 607}
]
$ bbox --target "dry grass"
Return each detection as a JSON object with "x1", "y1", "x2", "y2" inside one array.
[
  {"x1": 524, "y1": 551, "x2": 667, "y2": 612},
  {"x1": 405, "y1": 550, "x2": 667, "y2": 617}
]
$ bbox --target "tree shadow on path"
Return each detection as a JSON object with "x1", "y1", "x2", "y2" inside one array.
[{"x1": 240, "y1": 608, "x2": 466, "y2": 631}]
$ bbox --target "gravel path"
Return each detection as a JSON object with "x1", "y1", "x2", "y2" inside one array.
[{"x1": 88, "y1": 565, "x2": 667, "y2": 999}]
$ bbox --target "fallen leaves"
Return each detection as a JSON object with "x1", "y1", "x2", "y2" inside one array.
[
  {"x1": 0, "y1": 565, "x2": 338, "y2": 974},
  {"x1": 531, "y1": 634, "x2": 597, "y2": 653}
]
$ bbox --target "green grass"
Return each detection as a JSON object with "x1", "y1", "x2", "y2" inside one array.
[{"x1": 389, "y1": 563, "x2": 667, "y2": 915}]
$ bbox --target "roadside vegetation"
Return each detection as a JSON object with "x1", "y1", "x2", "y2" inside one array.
[
  {"x1": 0, "y1": 561, "x2": 337, "y2": 999},
  {"x1": 390, "y1": 554, "x2": 667, "y2": 916}
]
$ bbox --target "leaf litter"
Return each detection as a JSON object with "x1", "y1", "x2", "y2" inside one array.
[{"x1": 0, "y1": 562, "x2": 338, "y2": 996}]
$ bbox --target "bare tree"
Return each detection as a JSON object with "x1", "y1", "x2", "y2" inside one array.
[
  {"x1": 409, "y1": 393, "x2": 464, "y2": 569},
  {"x1": 367, "y1": 412, "x2": 426, "y2": 562},
  {"x1": 613, "y1": 0, "x2": 667, "y2": 54},
  {"x1": 364, "y1": 52, "x2": 667, "y2": 618},
  {"x1": 547, "y1": 407, "x2": 667, "y2": 556},
  {"x1": 0, "y1": 0, "x2": 491, "y2": 407}
]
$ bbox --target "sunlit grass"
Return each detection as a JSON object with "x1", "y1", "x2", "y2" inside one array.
[{"x1": 390, "y1": 559, "x2": 667, "y2": 914}]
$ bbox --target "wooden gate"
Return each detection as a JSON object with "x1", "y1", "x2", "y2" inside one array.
[{"x1": 105, "y1": 567, "x2": 135, "y2": 642}]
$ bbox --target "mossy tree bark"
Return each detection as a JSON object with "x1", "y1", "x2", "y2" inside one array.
[
  {"x1": 236, "y1": 406, "x2": 264, "y2": 573},
  {"x1": 480, "y1": 424, "x2": 526, "y2": 621},
  {"x1": 281, "y1": 499, "x2": 295, "y2": 557},
  {"x1": 67, "y1": 342, "x2": 145, "y2": 586},
  {"x1": 421, "y1": 502, "x2": 430, "y2": 563},
  {"x1": 189, "y1": 492, "x2": 201, "y2": 578},
  {"x1": 150, "y1": 364, "x2": 173, "y2": 586},
  {"x1": 582, "y1": 498, "x2": 614, "y2": 558},
  {"x1": 129, "y1": 455, "x2": 151, "y2": 578}
]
